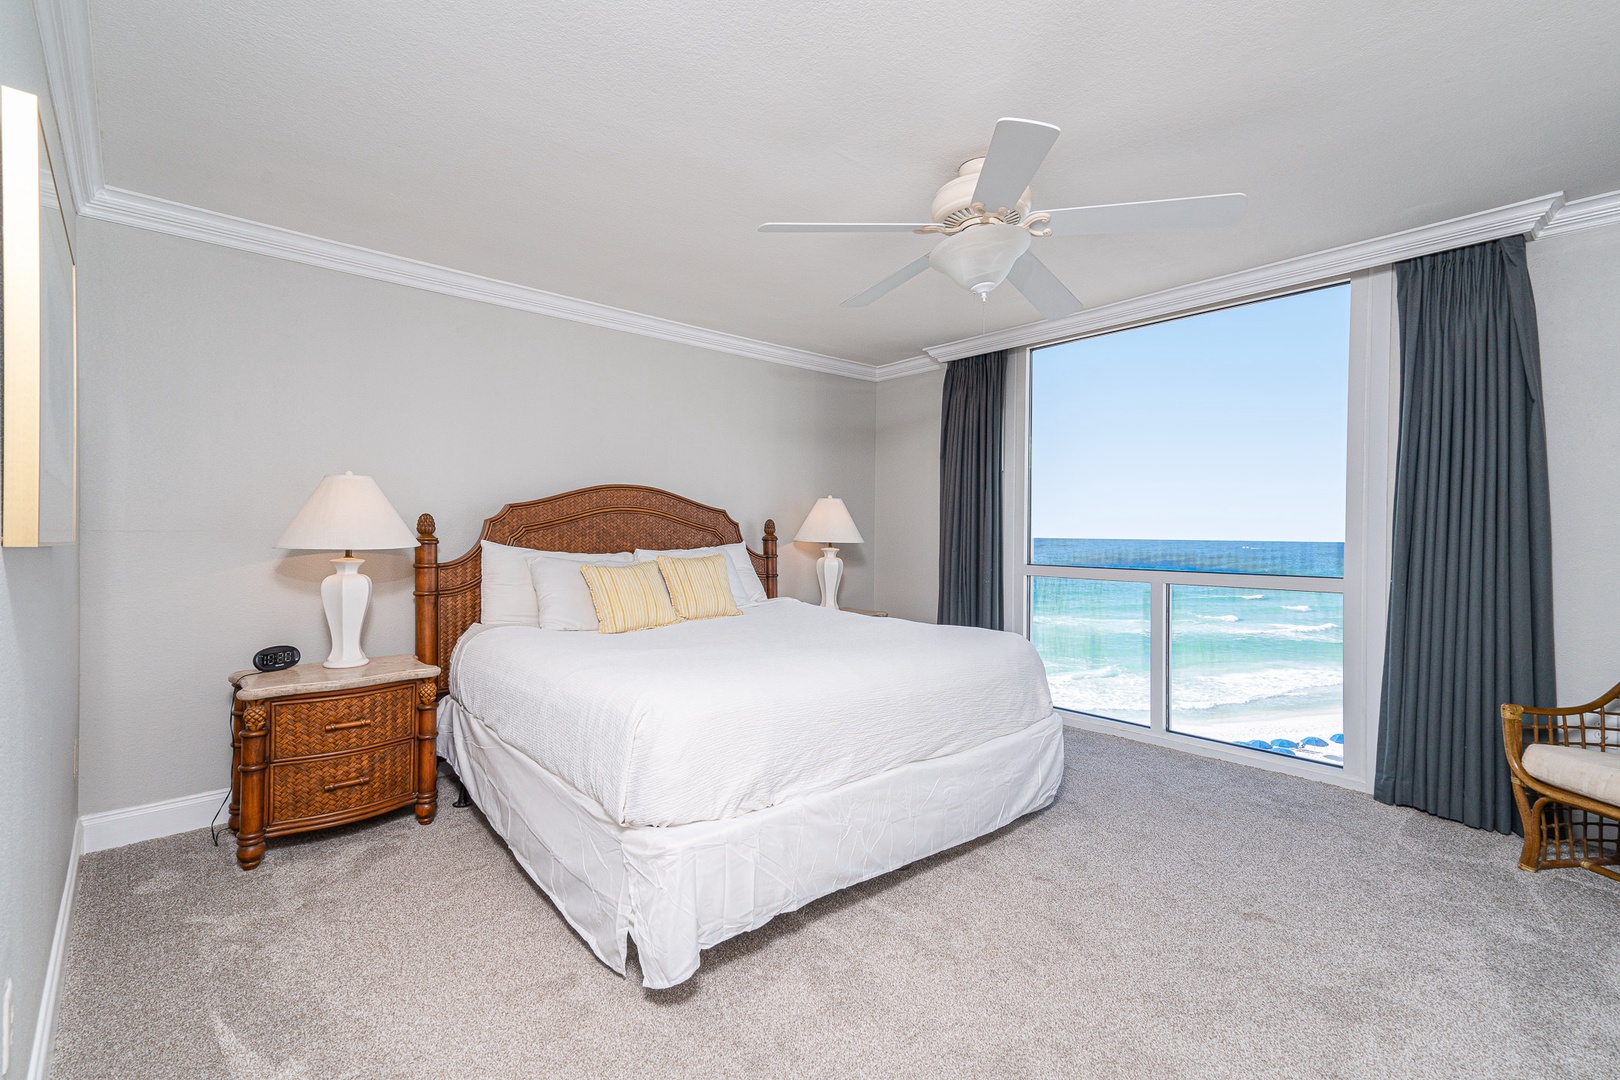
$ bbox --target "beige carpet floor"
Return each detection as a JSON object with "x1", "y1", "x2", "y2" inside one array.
[{"x1": 50, "y1": 730, "x2": 1620, "y2": 1079}]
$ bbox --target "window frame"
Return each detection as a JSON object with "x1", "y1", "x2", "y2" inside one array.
[{"x1": 1004, "y1": 268, "x2": 1399, "y2": 793}]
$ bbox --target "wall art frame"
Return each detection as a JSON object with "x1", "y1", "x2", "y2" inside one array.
[{"x1": 1, "y1": 84, "x2": 76, "y2": 546}]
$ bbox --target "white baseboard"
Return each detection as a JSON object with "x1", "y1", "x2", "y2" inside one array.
[
  {"x1": 26, "y1": 818, "x2": 82, "y2": 1080},
  {"x1": 23, "y1": 791, "x2": 225, "y2": 1076},
  {"x1": 80, "y1": 788, "x2": 230, "y2": 854}
]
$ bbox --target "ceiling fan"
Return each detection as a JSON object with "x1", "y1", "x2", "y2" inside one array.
[{"x1": 759, "y1": 118, "x2": 1247, "y2": 320}]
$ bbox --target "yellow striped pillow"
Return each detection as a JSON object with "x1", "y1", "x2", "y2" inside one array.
[
  {"x1": 578, "y1": 561, "x2": 682, "y2": 634},
  {"x1": 656, "y1": 554, "x2": 742, "y2": 621}
]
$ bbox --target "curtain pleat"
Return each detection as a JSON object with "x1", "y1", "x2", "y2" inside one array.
[
  {"x1": 937, "y1": 351, "x2": 1007, "y2": 629},
  {"x1": 1374, "y1": 235, "x2": 1556, "y2": 833}
]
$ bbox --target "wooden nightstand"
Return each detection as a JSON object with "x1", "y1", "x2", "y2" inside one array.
[
  {"x1": 229, "y1": 655, "x2": 440, "y2": 870},
  {"x1": 841, "y1": 608, "x2": 889, "y2": 617}
]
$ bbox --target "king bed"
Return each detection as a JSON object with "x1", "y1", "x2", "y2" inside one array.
[{"x1": 415, "y1": 484, "x2": 1063, "y2": 988}]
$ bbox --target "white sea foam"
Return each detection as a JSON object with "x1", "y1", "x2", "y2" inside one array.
[
  {"x1": 1238, "y1": 594, "x2": 1265, "y2": 600},
  {"x1": 1282, "y1": 604, "x2": 1312, "y2": 612},
  {"x1": 1194, "y1": 614, "x2": 1239, "y2": 622},
  {"x1": 1046, "y1": 669, "x2": 1152, "y2": 716},
  {"x1": 1045, "y1": 661, "x2": 1342, "y2": 717},
  {"x1": 1034, "y1": 615, "x2": 1150, "y2": 635},
  {"x1": 1170, "y1": 665, "x2": 1342, "y2": 711},
  {"x1": 1176, "y1": 620, "x2": 1342, "y2": 641}
]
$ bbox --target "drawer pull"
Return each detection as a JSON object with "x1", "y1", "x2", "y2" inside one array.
[
  {"x1": 322, "y1": 774, "x2": 372, "y2": 793},
  {"x1": 323, "y1": 718, "x2": 374, "y2": 733}
]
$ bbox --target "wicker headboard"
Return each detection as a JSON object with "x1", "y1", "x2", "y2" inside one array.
[{"x1": 413, "y1": 484, "x2": 777, "y2": 696}]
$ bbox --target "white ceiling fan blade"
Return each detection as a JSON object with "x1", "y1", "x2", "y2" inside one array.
[
  {"x1": 841, "y1": 255, "x2": 934, "y2": 308},
  {"x1": 971, "y1": 118, "x2": 1061, "y2": 213},
  {"x1": 1007, "y1": 251, "x2": 1084, "y2": 321},
  {"x1": 1040, "y1": 193, "x2": 1247, "y2": 236},
  {"x1": 759, "y1": 222, "x2": 932, "y2": 233}
]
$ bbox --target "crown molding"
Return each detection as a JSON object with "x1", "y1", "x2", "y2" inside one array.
[
  {"x1": 1536, "y1": 189, "x2": 1620, "y2": 238},
  {"x1": 924, "y1": 193, "x2": 1567, "y2": 362},
  {"x1": 32, "y1": 0, "x2": 1620, "y2": 384},
  {"x1": 31, "y1": 0, "x2": 884, "y2": 382},
  {"x1": 32, "y1": 0, "x2": 101, "y2": 211},
  {"x1": 872, "y1": 355, "x2": 943, "y2": 381},
  {"x1": 76, "y1": 185, "x2": 881, "y2": 379}
]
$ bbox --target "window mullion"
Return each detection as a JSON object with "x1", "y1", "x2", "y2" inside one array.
[
  {"x1": 1150, "y1": 580, "x2": 1168, "y2": 733},
  {"x1": 1020, "y1": 563, "x2": 1343, "y2": 593}
]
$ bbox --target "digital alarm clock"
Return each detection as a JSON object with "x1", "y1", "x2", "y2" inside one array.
[{"x1": 252, "y1": 645, "x2": 301, "y2": 672}]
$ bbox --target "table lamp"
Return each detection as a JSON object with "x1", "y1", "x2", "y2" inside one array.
[
  {"x1": 276, "y1": 472, "x2": 417, "y2": 668},
  {"x1": 794, "y1": 496, "x2": 864, "y2": 608}
]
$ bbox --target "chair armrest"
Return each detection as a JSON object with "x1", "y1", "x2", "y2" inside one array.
[{"x1": 1503, "y1": 681, "x2": 1620, "y2": 783}]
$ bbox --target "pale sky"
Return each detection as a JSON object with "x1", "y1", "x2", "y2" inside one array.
[{"x1": 1031, "y1": 285, "x2": 1350, "y2": 542}]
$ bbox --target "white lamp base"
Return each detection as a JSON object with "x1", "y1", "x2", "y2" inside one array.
[
  {"x1": 815, "y1": 546, "x2": 844, "y2": 609},
  {"x1": 321, "y1": 556, "x2": 373, "y2": 668}
]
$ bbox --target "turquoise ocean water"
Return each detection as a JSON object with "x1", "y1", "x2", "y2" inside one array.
[{"x1": 1031, "y1": 539, "x2": 1345, "y2": 766}]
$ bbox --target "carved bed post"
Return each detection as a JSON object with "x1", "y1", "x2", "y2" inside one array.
[
  {"x1": 415, "y1": 514, "x2": 440, "y2": 672},
  {"x1": 762, "y1": 519, "x2": 778, "y2": 599},
  {"x1": 415, "y1": 678, "x2": 439, "y2": 825}
]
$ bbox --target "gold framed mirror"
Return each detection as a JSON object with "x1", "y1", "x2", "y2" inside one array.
[{"x1": 1, "y1": 85, "x2": 77, "y2": 546}]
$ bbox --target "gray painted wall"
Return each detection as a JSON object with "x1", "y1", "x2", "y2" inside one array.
[
  {"x1": 75, "y1": 219, "x2": 877, "y2": 814},
  {"x1": 874, "y1": 370, "x2": 943, "y2": 623},
  {"x1": 1530, "y1": 223, "x2": 1620, "y2": 704},
  {"x1": 0, "y1": 0, "x2": 81, "y2": 1071}
]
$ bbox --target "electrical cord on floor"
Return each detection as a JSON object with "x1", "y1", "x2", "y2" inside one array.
[
  {"x1": 209, "y1": 789, "x2": 231, "y2": 846},
  {"x1": 213, "y1": 703, "x2": 235, "y2": 846}
]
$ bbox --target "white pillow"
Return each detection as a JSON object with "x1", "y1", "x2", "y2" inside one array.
[
  {"x1": 634, "y1": 542, "x2": 767, "y2": 607},
  {"x1": 479, "y1": 541, "x2": 633, "y2": 626},
  {"x1": 480, "y1": 541, "x2": 542, "y2": 626},
  {"x1": 529, "y1": 555, "x2": 635, "y2": 631}
]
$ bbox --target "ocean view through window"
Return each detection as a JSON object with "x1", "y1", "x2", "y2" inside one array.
[
  {"x1": 1027, "y1": 285, "x2": 1351, "y2": 766},
  {"x1": 1030, "y1": 577, "x2": 1151, "y2": 724},
  {"x1": 1168, "y1": 585, "x2": 1345, "y2": 764}
]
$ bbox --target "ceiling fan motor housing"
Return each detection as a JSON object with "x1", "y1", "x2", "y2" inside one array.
[{"x1": 931, "y1": 158, "x2": 1033, "y2": 226}]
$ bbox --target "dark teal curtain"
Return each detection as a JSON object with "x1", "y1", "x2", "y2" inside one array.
[
  {"x1": 938, "y1": 351, "x2": 1007, "y2": 629},
  {"x1": 1374, "y1": 235, "x2": 1556, "y2": 833}
]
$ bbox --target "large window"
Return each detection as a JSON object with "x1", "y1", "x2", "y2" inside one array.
[{"x1": 1026, "y1": 285, "x2": 1354, "y2": 767}]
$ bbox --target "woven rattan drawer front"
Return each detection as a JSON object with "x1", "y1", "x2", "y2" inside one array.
[
  {"x1": 272, "y1": 683, "x2": 415, "y2": 759},
  {"x1": 270, "y1": 742, "x2": 413, "y2": 823}
]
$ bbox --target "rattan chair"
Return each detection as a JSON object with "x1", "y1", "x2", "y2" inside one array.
[{"x1": 1502, "y1": 683, "x2": 1620, "y2": 881}]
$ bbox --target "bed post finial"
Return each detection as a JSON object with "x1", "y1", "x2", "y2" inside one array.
[
  {"x1": 762, "y1": 519, "x2": 778, "y2": 600},
  {"x1": 415, "y1": 512, "x2": 441, "y2": 676}
]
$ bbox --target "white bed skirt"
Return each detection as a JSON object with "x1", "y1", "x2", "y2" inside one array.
[{"x1": 439, "y1": 698, "x2": 1065, "y2": 988}]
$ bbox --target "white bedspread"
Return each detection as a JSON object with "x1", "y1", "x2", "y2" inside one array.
[{"x1": 450, "y1": 598, "x2": 1053, "y2": 827}]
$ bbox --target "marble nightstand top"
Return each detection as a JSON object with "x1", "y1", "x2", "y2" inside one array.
[{"x1": 230, "y1": 654, "x2": 440, "y2": 701}]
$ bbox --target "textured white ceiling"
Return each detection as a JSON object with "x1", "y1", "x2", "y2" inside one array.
[{"x1": 88, "y1": 0, "x2": 1620, "y2": 365}]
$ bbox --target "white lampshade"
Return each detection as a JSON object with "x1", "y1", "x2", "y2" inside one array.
[
  {"x1": 794, "y1": 496, "x2": 864, "y2": 545},
  {"x1": 929, "y1": 223, "x2": 1031, "y2": 295},
  {"x1": 275, "y1": 472, "x2": 416, "y2": 552}
]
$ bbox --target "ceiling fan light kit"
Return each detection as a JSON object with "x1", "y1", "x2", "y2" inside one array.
[
  {"x1": 759, "y1": 118, "x2": 1247, "y2": 320},
  {"x1": 929, "y1": 223, "x2": 1031, "y2": 297}
]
